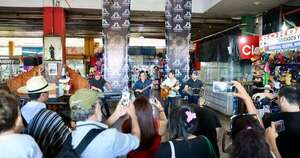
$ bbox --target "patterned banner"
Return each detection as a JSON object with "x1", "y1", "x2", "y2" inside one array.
[
  {"x1": 165, "y1": 0, "x2": 192, "y2": 82},
  {"x1": 102, "y1": 0, "x2": 130, "y2": 91}
]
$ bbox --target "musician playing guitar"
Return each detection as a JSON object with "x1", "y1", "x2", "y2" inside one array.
[
  {"x1": 133, "y1": 71, "x2": 152, "y2": 98},
  {"x1": 184, "y1": 71, "x2": 203, "y2": 104},
  {"x1": 160, "y1": 70, "x2": 179, "y2": 116}
]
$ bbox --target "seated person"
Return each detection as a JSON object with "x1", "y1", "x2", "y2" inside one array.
[
  {"x1": 156, "y1": 106, "x2": 216, "y2": 158},
  {"x1": 122, "y1": 96, "x2": 168, "y2": 158},
  {"x1": 191, "y1": 104, "x2": 222, "y2": 158},
  {"x1": 89, "y1": 71, "x2": 112, "y2": 117},
  {"x1": 0, "y1": 90, "x2": 42, "y2": 158},
  {"x1": 69, "y1": 89, "x2": 141, "y2": 158}
]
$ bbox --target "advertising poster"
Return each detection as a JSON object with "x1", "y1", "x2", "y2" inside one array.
[{"x1": 43, "y1": 36, "x2": 63, "y2": 61}]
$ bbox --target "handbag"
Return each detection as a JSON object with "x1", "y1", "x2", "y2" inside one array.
[{"x1": 201, "y1": 135, "x2": 218, "y2": 158}]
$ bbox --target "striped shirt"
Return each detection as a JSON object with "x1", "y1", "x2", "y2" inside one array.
[{"x1": 22, "y1": 108, "x2": 70, "y2": 158}]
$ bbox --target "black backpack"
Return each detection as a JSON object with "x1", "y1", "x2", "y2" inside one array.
[{"x1": 56, "y1": 128, "x2": 105, "y2": 158}]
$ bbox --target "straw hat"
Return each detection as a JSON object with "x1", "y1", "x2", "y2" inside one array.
[{"x1": 17, "y1": 76, "x2": 56, "y2": 94}]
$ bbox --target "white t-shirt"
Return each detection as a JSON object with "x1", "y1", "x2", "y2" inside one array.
[
  {"x1": 0, "y1": 133, "x2": 42, "y2": 158},
  {"x1": 162, "y1": 78, "x2": 179, "y2": 97}
]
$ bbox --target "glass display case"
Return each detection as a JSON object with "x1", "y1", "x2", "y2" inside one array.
[
  {"x1": 0, "y1": 58, "x2": 20, "y2": 83},
  {"x1": 199, "y1": 61, "x2": 252, "y2": 115}
]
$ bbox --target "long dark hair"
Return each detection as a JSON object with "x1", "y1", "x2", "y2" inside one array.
[
  {"x1": 231, "y1": 115, "x2": 273, "y2": 158},
  {"x1": 133, "y1": 96, "x2": 157, "y2": 149},
  {"x1": 169, "y1": 106, "x2": 197, "y2": 141}
]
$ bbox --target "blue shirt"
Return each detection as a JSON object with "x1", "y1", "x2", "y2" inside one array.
[
  {"x1": 72, "y1": 120, "x2": 139, "y2": 158},
  {"x1": 133, "y1": 79, "x2": 152, "y2": 97}
]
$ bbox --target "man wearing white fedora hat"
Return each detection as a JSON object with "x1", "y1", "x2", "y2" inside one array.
[{"x1": 18, "y1": 76, "x2": 71, "y2": 158}]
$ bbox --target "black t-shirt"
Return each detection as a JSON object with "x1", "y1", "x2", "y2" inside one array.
[
  {"x1": 156, "y1": 136, "x2": 214, "y2": 158},
  {"x1": 192, "y1": 106, "x2": 222, "y2": 158},
  {"x1": 263, "y1": 112, "x2": 300, "y2": 158},
  {"x1": 89, "y1": 78, "x2": 106, "y2": 91},
  {"x1": 186, "y1": 79, "x2": 203, "y2": 89}
]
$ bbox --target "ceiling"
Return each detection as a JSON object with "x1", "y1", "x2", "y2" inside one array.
[
  {"x1": 0, "y1": 7, "x2": 240, "y2": 40},
  {"x1": 0, "y1": 0, "x2": 298, "y2": 40},
  {"x1": 203, "y1": 0, "x2": 291, "y2": 17}
]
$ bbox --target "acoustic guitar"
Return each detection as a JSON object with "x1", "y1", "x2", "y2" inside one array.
[
  {"x1": 160, "y1": 81, "x2": 179, "y2": 100},
  {"x1": 134, "y1": 84, "x2": 153, "y2": 98}
]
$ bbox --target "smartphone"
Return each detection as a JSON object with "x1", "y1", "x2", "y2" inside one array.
[
  {"x1": 274, "y1": 120, "x2": 285, "y2": 133},
  {"x1": 213, "y1": 81, "x2": 235, "y2": 93},
  {"x1": 121, "y1": 91, "x2": 130, "y2": 106}
]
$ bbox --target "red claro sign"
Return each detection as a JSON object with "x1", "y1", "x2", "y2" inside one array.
[{"x1": 238, "y1": 36, "x2": 259, "y2": 59}]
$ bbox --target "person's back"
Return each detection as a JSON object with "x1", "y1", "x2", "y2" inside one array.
[
  {"x1": 231, "y1": 114, "x2": 273, "y2": 158},
  {"x1": 0, "y1": 133, "x2": 42, "y2": 158},
  {"x1": 263, "y1": 112, "x2": 300, "y2": 158},
  {"x1": 69, "y1": 89, "x2": 141, "y2": 158},
  {"x1": 156, "y1": 106, "x2": 215, "y2": 158},
  {"x1": 262, "y1": 86, "x2": 300, "y2": 158},
  {"x1": 192, "y1": 104, "x2": 221, "y2": 157},
  {"x1": 72, "y1": 120, "x2": 139, "y2": 158},
  {"x1": 124, "y1": 96, "x2": 167, "y2": 158},
  {"x1": 18, "y1": 76, "x2": 71, "y2": 157},
  {"x1": 156, "y1": 136, "x2": 211, "y2": 158},
  {"x1": 0, "y1": 90, "x2": 42, "y2": 158},
  {"x1": 23, "y1": 108, "x2": 70, "y2": 157}
]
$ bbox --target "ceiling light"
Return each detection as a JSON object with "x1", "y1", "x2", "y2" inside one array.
[
  {"x1": 253, "y1": 1, "x2": 261, "y2": 5},
  {"x1": 239, "y1": 37, "x2": 247, "y2": 44},
  {"x1": 281, "y1": 22, "x2": 288, "y2": 31}
]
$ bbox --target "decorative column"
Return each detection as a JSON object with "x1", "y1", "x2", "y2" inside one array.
[
  {"x1": 102, "y1": 0, "x2": 131, "y2": 91},
  {"x1": 8, "y1": 41, "x2": 14, "y2": 57},
  {"x1": 165, "y1": 0, "x2": 192, "y2": 82},
  {"x1": 43, "y1": 7, "x2": 66, "y2": 85}
]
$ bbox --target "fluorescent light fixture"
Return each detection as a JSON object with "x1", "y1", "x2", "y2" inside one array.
[{"x1": 281, "y1": 22, "x2": 288, "y2": 31}]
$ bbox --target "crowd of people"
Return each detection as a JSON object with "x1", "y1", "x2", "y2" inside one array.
[{"x1": 0, "y1": 70, "x2": 299, "y2": 158}]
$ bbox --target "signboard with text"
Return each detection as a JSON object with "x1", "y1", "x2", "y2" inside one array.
[
  {"x1": 260, "y1": 27, "x2": 300, "y2": 52},
  {"x1": 238, "y1": 36, "x2": 259, "y2": 59}
]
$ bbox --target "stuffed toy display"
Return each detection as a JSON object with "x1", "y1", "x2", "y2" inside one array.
[{"x1": 251, "y1": 50, "x2": 300, "y2": 88}]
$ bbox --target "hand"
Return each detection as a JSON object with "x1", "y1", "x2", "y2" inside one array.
[
  {"x1": 114, "y1": 101, "x2": 127, "y2": 118},
  {"x1": 232, "y1": 81, "x2": 251, "y2": 101},
  {"x1": 153, "y1": 98, "x2": 163, "y2": 112},
  {"x1": 98, "y1": 88, "x2": 103, "y2": 92},
  {"x1": 265, "y1": 122, "x2": 279, "y2": 145},
  {"x1": 127, "y1": 102, "x2": 137, "y2": 119}
]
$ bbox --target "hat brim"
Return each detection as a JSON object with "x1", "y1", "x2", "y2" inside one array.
[{"x1": 17, "y1": 83, "x2": 57, "y2": 94}]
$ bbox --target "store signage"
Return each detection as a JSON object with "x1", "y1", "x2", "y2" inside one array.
[
  {"x1": 22, "y1": 47, "x2": 43, "y2": 56},
  {"x1": 260, "y1": 27, "x2": 300, "y2": 51},
  {"x1": 238, "y1": 36, "x2": 259, "y2": 59}
]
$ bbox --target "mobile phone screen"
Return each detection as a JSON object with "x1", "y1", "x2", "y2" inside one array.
[{"x1": 274, "y1": 120, "x2": 285, "y2": 133}]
